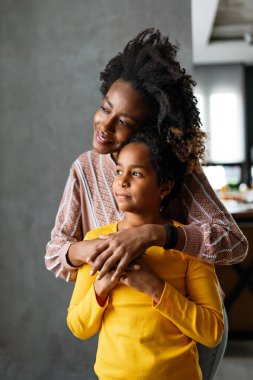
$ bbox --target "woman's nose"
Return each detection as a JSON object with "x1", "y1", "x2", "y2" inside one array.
[{"x1": 101, "y1": 115, "x2": 115, "y2": 133}]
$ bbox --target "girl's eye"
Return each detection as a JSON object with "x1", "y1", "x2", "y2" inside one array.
[
  {"x1": 115, "y1": 169, "x2": 122, "y2": 176},
  {"x1": 132, "y1": 171, "x2": 143, "y2": 177}
]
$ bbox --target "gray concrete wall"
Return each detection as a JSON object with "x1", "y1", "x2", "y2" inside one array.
[{"x1": 0, "y1": 1, "x2": 192, "y2": 378}]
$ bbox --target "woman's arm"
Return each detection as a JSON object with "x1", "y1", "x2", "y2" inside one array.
[
  {"x1": 179, "y1": 168, "x2": 248, "y2": 264},
  {"x1": 88, "y1": 168, "x2": 248, "y2": 279},
  {"x1": 45, "y1": 168, "x2": 83, "y2": 281},
  {"x1": 45, "y1": 162, "x2": 114, "y2": 281},
  {"x1": 45, "y1": 164, "x2": 108, "y2": 281}
]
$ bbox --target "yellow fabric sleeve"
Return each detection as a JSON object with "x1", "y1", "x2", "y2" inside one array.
[
  {"x1": 154, "y1": 254, "x2": 224, "y2": 347},
  {"x1": 66, "y1": 226, "x2": 114, "y2": 339}
]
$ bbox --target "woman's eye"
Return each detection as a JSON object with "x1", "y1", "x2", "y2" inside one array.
[
  {"x1": 100, "y1": 105, "x2": 110, "y2": 114},
  {"x1": 119, "y1": 119, "x2": 132, "y2": 128}
]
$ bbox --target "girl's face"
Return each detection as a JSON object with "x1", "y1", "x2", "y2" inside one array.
[
  {"x1": 93, "y1": 80, "x2": 150, "y2": 156},
  {"x1": 112, "y1": 143, "x2": 173, "y2": 218}
]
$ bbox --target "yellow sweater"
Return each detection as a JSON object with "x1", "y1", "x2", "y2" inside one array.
[{"x1": 67, "y1": 222, "x2": 224, "y2": 380}]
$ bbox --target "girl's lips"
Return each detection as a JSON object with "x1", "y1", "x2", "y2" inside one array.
[
  {"x1": 115, "y1": 193, "x2": 131, "y2": 199},
  {"x1": 96, "y1": 130, "x2": 114, "y2": 145}
]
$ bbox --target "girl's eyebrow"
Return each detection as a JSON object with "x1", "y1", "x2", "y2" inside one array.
[{"x1": 116, "y1": 162, "x2": 146, "y2": 169}]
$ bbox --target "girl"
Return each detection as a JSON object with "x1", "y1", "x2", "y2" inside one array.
[{"x1": 67, "y1": 130, "x2": 224, "y2": 380}]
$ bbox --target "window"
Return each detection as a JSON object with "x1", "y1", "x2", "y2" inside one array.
[
  {"x1": 203, "y1": 164, "x2": 242, "y2": 190},
  {"x1": 194, "y1": 65, "x2": 245, "y2": 165},
  {"x1": 209, "y1": 93, "x2": 244, "y2": 163}
]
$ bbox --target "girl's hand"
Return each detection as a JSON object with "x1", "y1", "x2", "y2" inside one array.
[
  {"x1": 88, "y1": 224, "x2": 167, "y2": 281},
  {"x1": 119, "y1": 260, "x2": 165, "y2": 304},
  {"x1": 93, "y1": 270, "x2": 118, "y2": 306}
]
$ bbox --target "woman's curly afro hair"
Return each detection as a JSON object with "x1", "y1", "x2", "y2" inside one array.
[{"x1": 100, "y1": 28, "x2": 206, "y2": 173}]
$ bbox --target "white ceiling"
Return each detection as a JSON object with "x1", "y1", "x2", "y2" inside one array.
[{"x1": 192, "y1": 0, "x2": 253, "y2": 65}]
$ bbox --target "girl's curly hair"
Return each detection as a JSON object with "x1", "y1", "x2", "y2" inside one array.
[
  {"x1": 122, "y1": 128, "x2": 187, "y2": 200},
  {"x1": 100, "y1": 28, "x2": 206, "y2": 173}
]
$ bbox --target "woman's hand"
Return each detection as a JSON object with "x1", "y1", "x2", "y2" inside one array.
[
  {"x1": 88, "y1": 224, "x2": 167, "y2": 281},
  {"x1": 67, "y1": 238, "x2": 113, "y2": 267},
  {"x1": 120, "y1": 259, "x2": 165, "y2": 304}
]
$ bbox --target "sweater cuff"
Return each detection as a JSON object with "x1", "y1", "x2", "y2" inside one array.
[{"x1": 181, "y1": 223, "x2": 205, "y2": 257}]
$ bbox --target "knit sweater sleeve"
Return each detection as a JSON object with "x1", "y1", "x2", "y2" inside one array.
[
  {"x1": 180, "y1": 168, "x2": 248, "y2": 264},
  {"x1": 154, "y1": 256, "x2": 224, "y2": 348},
  {"x1": 45, "y1": 163, "x2": 83, "y2": 282}
]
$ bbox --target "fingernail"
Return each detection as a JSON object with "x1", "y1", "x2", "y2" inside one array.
[
  {"x1": 90, "y1": 270, "x2": 94, "y2": 275},
  {"x1": 87, "y1": 257, "x2": 90, "y2": 263}
]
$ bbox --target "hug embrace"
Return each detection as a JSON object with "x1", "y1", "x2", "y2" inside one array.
[{"x1": 45, "y1": 28, "x2": 248, "y2": 379}]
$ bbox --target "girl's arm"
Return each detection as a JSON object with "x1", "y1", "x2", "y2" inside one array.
[
  {"x1": 180, "y1": 168, "x2": 248, "y2": 264},
  {"x1": 154, "y1": 258, "x2": 224, "y2": 347},
  {"x1": 120, "y1": 257, "x2": 224, "y2": 348},
  {"x1": 67, "y1": 231, "x2": 118, "y2": 339},
  {"x1": 67, "y1": 264, "x2": 108, "y2": 340}
]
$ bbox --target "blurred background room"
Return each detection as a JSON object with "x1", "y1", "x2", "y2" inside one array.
[
  {"x1": 0, "y1": 0, "x2": 252, "y2": 379},
  {"x1": 192, "y1": 1, "x2": 253, "y2": 378}
]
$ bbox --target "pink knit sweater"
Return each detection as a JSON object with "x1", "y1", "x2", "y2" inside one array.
[{"x1": 45, "y1": 150, "x2": 248, "y2": 281}]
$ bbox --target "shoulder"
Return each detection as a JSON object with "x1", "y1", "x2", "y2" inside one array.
[
  {"x1": 73, "y1": 150, "x2": 98, "y2": 170},
  {"x1": 68, "y1": 150, "x2": 104, "y2": 179},
  {"x1": 84, "y1": 222, "x2": 118, "y2": 240},
  {"x1": 183, "y1": 167, "x2": 206, "y2": 186},
  {"x1": 71, "y1": 150, "x2": 114, "y2": 174}
]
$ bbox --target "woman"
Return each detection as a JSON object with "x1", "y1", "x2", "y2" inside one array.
[{"x1": 45, "y1": 28, "x2": 246, "y2": 379}]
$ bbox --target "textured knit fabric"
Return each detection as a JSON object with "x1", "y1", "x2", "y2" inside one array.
[
  {"x1": 45, "y1": 150, "x2": 248, "y2": 281},
  {"x1": 67, "y1": 222, "x2": 224, "y2": 380}
]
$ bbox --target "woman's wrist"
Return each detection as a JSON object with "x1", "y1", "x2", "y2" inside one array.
[
  {"x1": 67, "y1": 241, "x2": 87, "y2": 267},
  {"x1": 141, "y1": 224, "x2": 186, "y2": 251},
  {"x1": 141, "y1": 224, "x2": 168, "y2": 248},
  {"x1": 173, "y1": 226, "x2": 186, "y2": 251},
  {"x1": 163, "y1": 224, "x2": 178, "y2": 250}
]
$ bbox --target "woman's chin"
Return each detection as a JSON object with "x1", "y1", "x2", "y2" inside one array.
[
  {"x1": 93, "y1": 137, "x2": 119, "y2": 154},
  {"x1": 93, "y1": 141, "x2": 110, "y2": 154}
]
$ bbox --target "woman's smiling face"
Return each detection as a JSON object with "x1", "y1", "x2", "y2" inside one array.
[{"x1": 93, "y1": 80, "x2": 150, "y2": 155}]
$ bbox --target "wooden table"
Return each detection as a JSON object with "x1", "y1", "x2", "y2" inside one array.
[{"x1": 215, "y1": 203, "x2": 253, "y2": 339}]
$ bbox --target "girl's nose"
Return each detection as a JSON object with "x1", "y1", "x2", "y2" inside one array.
[{"x1": 119, "y1": 173, "x2": 130, "y2": 188}]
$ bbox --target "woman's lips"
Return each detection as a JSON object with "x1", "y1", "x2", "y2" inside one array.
[{"x1": 96, "y1": 130, "x2": 114, "y2": 145}]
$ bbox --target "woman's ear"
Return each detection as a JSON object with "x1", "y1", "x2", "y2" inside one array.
[{"x1": 160, "y1": 180, "x2": 174, "y2": 200}]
